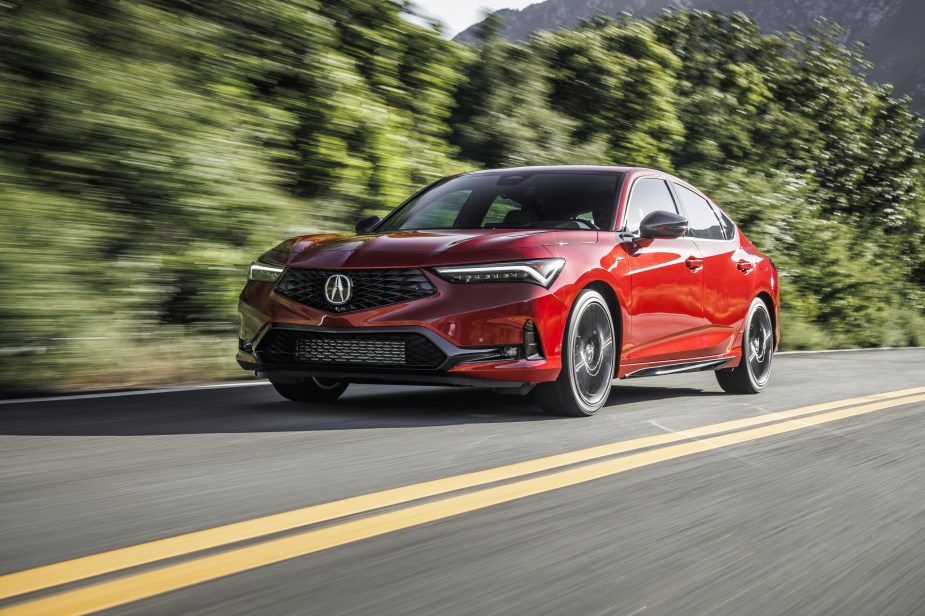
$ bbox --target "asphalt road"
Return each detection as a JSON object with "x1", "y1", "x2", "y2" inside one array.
[{"x1": 1, "y1": 349, "x2": 925, "y2": 616}]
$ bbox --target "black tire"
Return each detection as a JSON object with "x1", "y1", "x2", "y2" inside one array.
[
  {"x1": 271, "y1": 378, "x2": 348, "y2": 403},
  {"x1": 716, "y1": 297, "x2": 774, "y2": 394},
  {"x1": 532, "y1": 289, "x2": 616, "y2": 416}
]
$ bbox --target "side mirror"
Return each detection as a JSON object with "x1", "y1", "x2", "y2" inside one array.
[
  {"x1": 355, "y1": 215, "x2": 381, "y2": 234},
  {"x1": 639, "y1": 210, "x2": 688, "y2": 239}
]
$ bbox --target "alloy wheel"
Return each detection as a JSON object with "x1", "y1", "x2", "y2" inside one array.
[
  {"x1": 746, "y1": 304, "x2": 773, "y2": 386},
  {"x1": 569, "y1": 299, "x2": 615, "y2": 409}
]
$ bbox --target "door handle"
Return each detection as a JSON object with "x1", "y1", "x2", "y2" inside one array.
[
  {"x1": 685, "y1": 256, "x2": 703, "y2": 271},
  {"x1": 737, "y1": 259, "x2": 754, "y2": 273}
]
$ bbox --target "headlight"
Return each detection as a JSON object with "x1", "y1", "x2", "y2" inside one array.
[
  {"x1": 434, "y1": 258, "x2": 565, "y2": 287},
  {"x1": 248, "y1": 260, "x2": 285, "y2": 283}
]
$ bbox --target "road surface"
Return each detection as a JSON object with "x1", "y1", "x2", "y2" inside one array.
[{"x1": 1, "y1": 349, "x2": 924, "y2": 615}]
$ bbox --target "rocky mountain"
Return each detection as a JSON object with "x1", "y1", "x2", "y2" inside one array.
[{"x1": 455, "y1": 0, "x2": 925, "y2": 127}]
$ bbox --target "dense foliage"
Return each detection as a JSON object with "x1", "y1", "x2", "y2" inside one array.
[{"x1": 1, "y1": 1, "x2": 923, "y2": 392}]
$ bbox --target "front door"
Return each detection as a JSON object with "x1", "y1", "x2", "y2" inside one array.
[{"x1": 620, "y1": 177, "x2": 706, "y2": 364}]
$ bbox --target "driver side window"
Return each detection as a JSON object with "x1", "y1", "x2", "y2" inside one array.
[{"x1": 624, "y1": 178, "x2": 678, "y2": 234}]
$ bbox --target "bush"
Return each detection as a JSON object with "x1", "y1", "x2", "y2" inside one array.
[{"x1": 1, "y1": 3, "x2": 922, "y2": 393}]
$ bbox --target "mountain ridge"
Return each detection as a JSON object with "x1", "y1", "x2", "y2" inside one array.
[{"x1": 455, "y1": 0, "x2": 925, "y2": 126}]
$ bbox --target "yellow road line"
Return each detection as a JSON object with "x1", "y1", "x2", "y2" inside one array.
[
  {"x1": 1, "y1": 387, "x2": 924, "y2": 604},
  {"x1": 2, "y1": 392, "x2": 924, "y2": 615}
]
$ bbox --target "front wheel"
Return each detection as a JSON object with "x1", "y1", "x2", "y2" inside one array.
[
  {"x1": 271, "y1": 378, "x2": 348, "y2": 403},
  {"x1": 533, "y1": 289, "x2": 616, "y2": 416},
  {"x1": 716, "y1": 298, "x2": 774, "y2": 394}
]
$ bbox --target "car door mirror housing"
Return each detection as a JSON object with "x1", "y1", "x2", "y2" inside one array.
[
  {"x1": 639, "y1": 211, "x2": 688, "y2": 239},
  {"x1": 355, "y1": 215, "x2": 381, "y2": 234}
]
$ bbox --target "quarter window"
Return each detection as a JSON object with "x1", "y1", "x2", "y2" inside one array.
[
  {"x1": 675, "y1": 184, "x2": 725, "y2": 240},
  {"x1": 715, "y1": 208, "x2": 736, "y2": 240},
  {"x1": 624, "y1": 178, "x2": 678, "y2": 234}
]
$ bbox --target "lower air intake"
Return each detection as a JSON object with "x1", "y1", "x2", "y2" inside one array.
[{"x1": 256, "y1": 330, "x2": 446, "y2": 369}]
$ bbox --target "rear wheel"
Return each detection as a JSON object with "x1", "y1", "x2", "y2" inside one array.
[
  {"x1": 716, "y1": 298, "x2": 773, "y2": 394},
  {"x1": 533, "y1": 289, "x2": 616, "y2": 417},
  {"x1": 271, "y1": 378, "x2": 348, "y2": 403}
]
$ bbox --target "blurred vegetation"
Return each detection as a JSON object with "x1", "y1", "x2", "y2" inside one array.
[{"x1": 1, "y1": 1, "x2": 923, "y2": 393}]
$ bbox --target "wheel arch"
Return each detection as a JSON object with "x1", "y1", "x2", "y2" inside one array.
[
  {"x1": 756, "y1": 290, "x2": 778, "y2": 351},
  {"x1": 581, "y1": 280, "x2": 623, "y2": 375}
]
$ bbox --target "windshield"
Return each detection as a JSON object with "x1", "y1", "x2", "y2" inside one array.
[{"x1": 377, "y1": 171, "x2": 623, "y2": 232}]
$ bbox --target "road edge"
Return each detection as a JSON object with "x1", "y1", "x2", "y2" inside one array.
[{"x1": 2, "y1": 346, "x2": 923, "y2": 405}]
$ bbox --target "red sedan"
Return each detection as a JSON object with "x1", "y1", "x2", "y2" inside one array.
[{"x1": 237, "y1": 166, "x2": 779, "y2": 416}]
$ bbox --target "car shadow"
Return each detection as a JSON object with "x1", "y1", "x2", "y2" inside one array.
[{"x1": 0, "y1": 382, "x2": 724, "y2": 436}]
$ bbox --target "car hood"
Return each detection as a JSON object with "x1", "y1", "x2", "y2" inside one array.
[{"x1": 283, "y1": 229, "x2": 598, "y2": 268}]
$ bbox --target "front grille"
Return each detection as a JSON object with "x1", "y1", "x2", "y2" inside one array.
[
  {"x1": 256, "y1": 330, "x2": 446, "y2": 369},
  {"x1": 275, "y1": 268, "x2": 436, "y2": 313}
]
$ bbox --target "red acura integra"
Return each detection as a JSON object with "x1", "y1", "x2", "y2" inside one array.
[{"x1": 238, "y1": 166, "x2": 779, "y2": 416}]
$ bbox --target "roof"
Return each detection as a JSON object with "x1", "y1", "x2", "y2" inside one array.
[{"x1": 464, "y1": 165, "x2": 642, "y2": 175}]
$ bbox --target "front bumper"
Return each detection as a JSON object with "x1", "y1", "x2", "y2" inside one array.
[{"x1": 236, "y1": 271, "x2": 567, "y2": 386}]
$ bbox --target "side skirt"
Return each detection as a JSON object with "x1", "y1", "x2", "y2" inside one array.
[{"x1": 622, "y1": 357, "x2": 734, "y2": 379}]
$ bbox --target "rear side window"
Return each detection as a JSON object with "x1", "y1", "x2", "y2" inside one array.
[
  {"x1": 675, "y1": 184, "x2": 725, "y2": 240},
  {"x1": 624, "y1": 178, "x2": 678, "y2": 234}
]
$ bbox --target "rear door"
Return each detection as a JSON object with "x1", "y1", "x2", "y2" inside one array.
[
  {"x1": 621, "y1": 177, "x2": 706, "y2": 365},
  {"x1": 672, "y1": 183, "x2": 755, "y2": 357}
]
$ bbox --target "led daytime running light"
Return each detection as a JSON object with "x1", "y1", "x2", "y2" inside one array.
[{"x1": 435, "y1": 259, "x2": 565, "y2": 287}]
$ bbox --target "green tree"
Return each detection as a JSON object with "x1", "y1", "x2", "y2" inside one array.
[
  {"x1": 536, "y1": 17, "x2": 684, "y2": 168},
  {"x1": 1, "y1": 2, "x2": 923, "y2": 392}
]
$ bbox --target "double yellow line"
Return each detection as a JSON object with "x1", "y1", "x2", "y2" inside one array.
[{"x1": 2, "y1": 387, "x2": 924, "y2": 615}]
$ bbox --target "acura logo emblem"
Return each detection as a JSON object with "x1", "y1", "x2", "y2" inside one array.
[{"x1": 324, "y1": 274, "x2": 352, "y2": 305}]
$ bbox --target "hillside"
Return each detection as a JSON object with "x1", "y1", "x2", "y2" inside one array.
[
  {"x1": 2, "y1": 1, "x2": 924, "y2": 392},
  {"x1": 456, "y1": 0, "x2": 925, "y2": 126}
]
